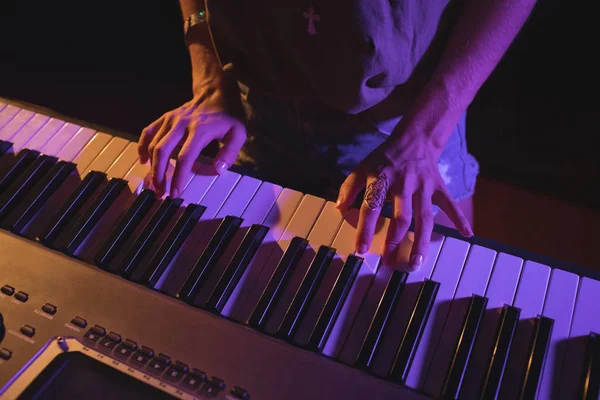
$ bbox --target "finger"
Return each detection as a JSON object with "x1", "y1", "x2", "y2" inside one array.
[
  {"x1": 336, "y1": 171, "x2": 365, "y2": 214},
  {"x1": 432, "y1": 188, "x2": 473, "y2": 237},
  {"x1": 171, "y1": 128, "x2": 213, "y2": 198},
  {"x1": 138, "y1": 117, "x2": 164, "y2": 163},
  {"x1": 383, "y1": 191, "x2": 413, "y2": 268},
  {"x1": 148, "y1": 118, "x2": 171, "y2": 168},
  {"x1": 355, "y1": 173, "x2": 390, "y2": 254},
  {"x1": 151, "y1": 120, "x2": 186, "y2": 197},
  {"x1": 214, "y1": 122, "x2": 246, "y2": 174},
  {"x1": 409, "y1": 189, "x2": 434, "y2": 271}
]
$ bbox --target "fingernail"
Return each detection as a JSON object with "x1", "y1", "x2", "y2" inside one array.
[
  {"x1": 357, "y1": 244, "x2": 368, "y2": 254},
  {"x1": 409, "y1": 254, "x2": 424, "y2": 270},
  {"x1": 215, "y1": 161, "x2": 228, "y2": 174},
  {"x1": 171, "y1": 188, "x2": 180, "y2": 199},
  {"x1": 464, "y1": 225, "x2": 474, "y2": 237}
]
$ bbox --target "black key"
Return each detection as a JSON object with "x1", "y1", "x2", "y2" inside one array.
[
  {"x1": 94, "y1": 189, "x2": 156, "y2": 269},
  {"x1": 60, "y1": 178, "x2": 128, "y2": 255},
  {"x1": 118, "y1": 197, "x2": 183, "y2": 278},
  {"x1": 277, "y1": 246, "x2": 336, "y2": 340},
  {"x1": 178, "y1": 216, "x2": 243, "y2": 303},
  {"x1": 137, "y1": 203, "x2": 206, "y2": 286},
  {"x1": 38, "y1": 171, "x2": 106, "y2": 247},
  {"x1": 0, "y1": 149, "x2": 39, "y2": 194},
  {"x1": 517, "y1": 315, "x2": 554, "y2": 400},
  {"x1": 388, "y1": 279, "x2": 440, "y2": 384},
  {"x1": 355, "y1": 270, "x2": 408, "y2": 370},
  {"x1": 305, "y1": 254, "x2": 363, "y2": 352},
  {"x1": 204, "y1": 224, "x2": 269, "y2": 312},
  {"x1": 0, "y1": 140, "x2": 12, "y2": 157},
  {"x1": 441, "y1": 294, "x2": 488, "y2": 400},
  {"x1": 479, "y1": 304, "x2": 521, "y2": 399},
  {"x1": 3, "y1": 161, "x2": 76, "y2": 233},
  {"x1": 580, "y1": 331, "x2": 600, "y2": 400},
  {"x1": 248, "y1": 237, "x2": 308, "y2": 329},
  {"x1": 0, "y1": 155, "x2": 57, "y2": 223}
]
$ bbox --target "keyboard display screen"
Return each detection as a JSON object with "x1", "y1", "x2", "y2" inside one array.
[{"x1": 18, "y1": 352, "x2": 177, "y2": 400}]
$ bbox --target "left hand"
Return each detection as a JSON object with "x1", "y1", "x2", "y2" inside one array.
[{"x1": 336, "y1": 138, "x2": 473, "y2": 271}]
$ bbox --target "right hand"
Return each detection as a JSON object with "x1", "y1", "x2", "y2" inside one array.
[{"x1": 138, "y1": 85, "x2": 246, "y2": 198}]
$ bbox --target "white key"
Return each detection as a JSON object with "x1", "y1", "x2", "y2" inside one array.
[
  {"x1": 0, "y1": 102, "x2": 6, "y2": 112},
  {"x1": 55, "y1": 128, "x2": 96, "y2": 161},
  {"x1": 226, "y1": 188, "x2": 303, "y2": 321},
  {"x1": 263, "y1": 200, "x2": 343, "y2": 336},
  {"x1": 39, "y1": 123, "x2": 84, "y2": 157},
  {"x1": 0, "y1": 109, "x2": 35, "y2": 141},
  {"x1": 369, "y1": 232, "x2": 446, "y2": 377},
  {"x1": 537, "y1": 269, "x2": 579, "y2": 399},
  {"x1": 498, "y1": 260, "x2": 551, "y2": 399},
  {"x1": 69, "y1": 132, "x2": 113, "y2": 176},
  {"x1": 558, "y1": 277, "x2": 600, "y2": 399},
  {"x1": 423, "y1": 245, "x2": 497, "y2": 397},
  {"x1": 6, "y1": 114, "x2": 49, "y2": 152},
  {"x1": 155, "y1": 171, "x2": 241, "y2": 295},
  {"x1": 179, "y1": 163, "x2": 220, "y2": 205},
  {"x1": 22, "y1": 118, "x2": 65, "y2": 151},
  {"x1": 0, "y1": 105, "x2": 22, "y2": 132},
  {"x1": 458, "y1": 253, "x2": 523, "y2": 397},
  {"x1": 245, "y1": 194, "x2": 326, "y2": 332},
  {"x1": 105, "y1": 143, "x2": 139, "y2": 180},
  {"x1": 320, "y1": 209, "x2": 391, "y2": 357},
  {"x1": 81, "y1": 137, "x2": 129, "y2": 176},
  {"x1": 337, "y1": 233, "x2": 413, "y2": 365}
]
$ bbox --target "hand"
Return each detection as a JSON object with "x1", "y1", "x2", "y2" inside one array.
[
  {"x1": 336, "y1": 139, "x2": 473, "y2": 271},
  {"x1": 137, "y1": 84, "x2": 246, "y2": 198}
]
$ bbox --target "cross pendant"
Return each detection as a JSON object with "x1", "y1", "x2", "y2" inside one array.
[{"x1": 303, "y1": 5, "x2": 320, "y2": 35}]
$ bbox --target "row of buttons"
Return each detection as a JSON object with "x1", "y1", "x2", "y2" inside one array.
[
  {"x1": 83, "y1": 324, "x2": 249, "y2": 399},
  {"x1": 1, "y1": 284, "x2": 57, "y2": 315}
]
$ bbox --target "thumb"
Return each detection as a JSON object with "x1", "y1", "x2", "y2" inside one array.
[
  {"x1": 336, "y1": 170, "x2": 365, "y2": 214},
  {"x1": 214, "y1": 122, "x2": 246, "y2": 174}
]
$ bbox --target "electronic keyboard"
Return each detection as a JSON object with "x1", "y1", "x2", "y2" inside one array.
[{"x1": 0, "y1": 98, "x2": 598, "y2": 400}]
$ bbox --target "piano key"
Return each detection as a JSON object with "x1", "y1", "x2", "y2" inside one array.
[
  {"x1": 94, "y1": 189, "x2": 157, "y2": 269},
  {"x1": 479, "y1": 304, "x2": 521, "y2": 399},
  {"x1": 388, "y1": 279, "x2": 440, "y2": 384},
  {"x1": 118, "y1": 197, "x2": 184, "y2": 277},
  {"x1": 368, "y1": 233, "x2": 445, "y2": 378},
  {"x1": 136, "y1": 203, "x2": 206, "y2": 286},
  {"x1": 0, "y1": 109, "x2": 35, "y2": 141},
  {"x1": 580, "y1": 332, "x2": 600, "y2": 400},
  {"x1": 153, "y1": 171, "x2": 241, "y2": 295},
  {"x1": 225, "y1": 189, "x2": 305, "y2": 322},
  {"x1": 423, "y1": 245, "x2": 496, "y2": 397},
  {"x1": 20, "y1": 118, "x2": 65, "y2": 151},
  {"x1": 178, "y1": 215, "x2": 243, "y2": 302},
  {"x1": 204, "y1": 224, "x2": 270, "y2": 312},
  {"x1": 0, "y1": 149, "x2": 40, "y2": 194},
  {"x1": 458, "y1": 253, "x2": 522, "y2": 398},
  {"x1": 37, "y1": 171, "x2": 107, "y2": 246},
  {"x1": 38, "y1": 123, "x2": 85, "y2": 157},
  {"x1": 558, "y1": 277, "x2": 600, "y2": 399},
  {"x1": 305, "y1": 254, "x2": 363, "y2": 352},
  {"x1": 59, "y1": 178, "x2": 128, "y2": 255},
  {"x1": 276, "y1": 245, "x2": 337, "y2": 339},
  {"x1": 0, "y1": 155, "x2": 57, "y2": 223},
  {"x1": 248, "y1": 236, "x2": 309, "y2": 329},
  {"x1": 536, "y1": 269, "x2": 579, "y2": 399},
  {"x1": 354, "y1": 270, "x2": 408, "y2": 370},
  {"x1": 79, "y1": 136, "x2": 129, "y2": 176},
  {"x1": 294, "y1": 209, "x2": 389, "y2": 357},
  {"x1": 497, "y1": 260, "x2": 551, "y2": 399},
  {"x1": 0, "y1": 102, "x2": 6, "y2": 112},
  {"x1": 0, "y1": 105, "x2": 23, "y2": 132},
  {"x1": 517, "y1": 315, "x2": 554, "y2": 399},
  {"x1": 3, "y1": 114, "x2": 49, "y2": 153},
  {"x1": 185, "y1": 176, "x2": 263, "y2": 304},
  {"x1": 258, "y1": 198, "x2": 336, "y2": 334},
  {"x1": 440, "y1": 294, "x2": 488, "y2": 400},
  {"x1": 0, "y1": 140, "x2": 12, "y2": 157},
  {"x1": 54, "y1": 127, "x2": 97, "y2": 162},
  {"x1": 2, "y1": 161, "x2": 76, "y2": 234}
]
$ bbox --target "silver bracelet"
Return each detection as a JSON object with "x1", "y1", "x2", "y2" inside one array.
[{"x1": 184, "y1": 11, "x2": 207, "y2": 38}]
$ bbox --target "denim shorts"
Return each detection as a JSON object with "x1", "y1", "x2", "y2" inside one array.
[{"x1": 236, "y1": 87, "x2": 479, "y2": 214}]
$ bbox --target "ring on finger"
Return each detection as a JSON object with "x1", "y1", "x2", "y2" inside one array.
[{"x1": 363, "y1": 172, "x2": 389, "y2": 210}]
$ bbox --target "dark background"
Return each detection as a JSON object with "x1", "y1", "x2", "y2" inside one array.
[{"x1": 0, "y1": 0, "x2": 597, "y2": 211}]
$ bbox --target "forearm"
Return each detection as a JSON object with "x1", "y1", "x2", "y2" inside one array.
[
  {"x1": 391, "y1": 0, "x2": 537, "y2": 157},
  {"x1": 179, "y1": 0, "x2": 227, "y2": 93}
]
